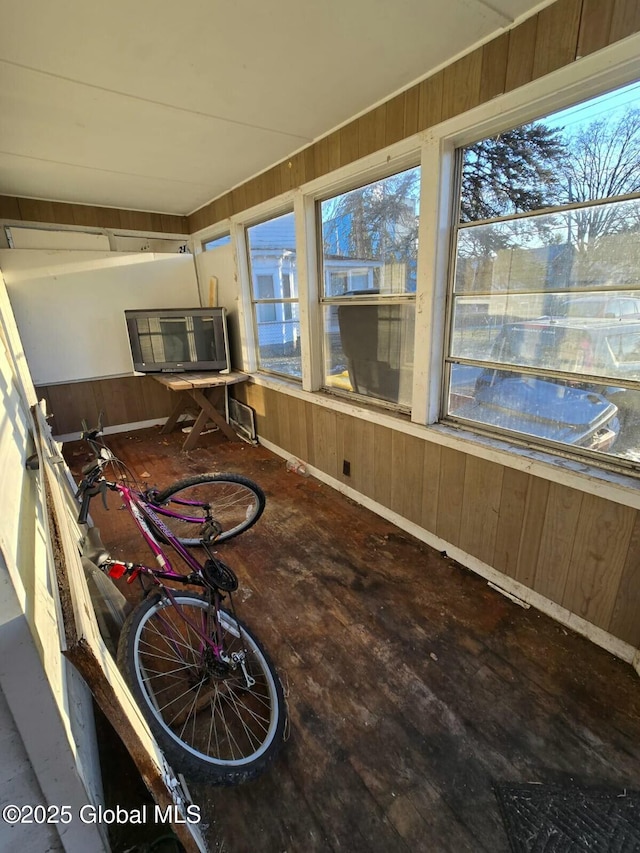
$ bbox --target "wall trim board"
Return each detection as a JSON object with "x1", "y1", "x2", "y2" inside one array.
[
  {"x1": 258, "y1": 434, "x2": 639, "y2": 670},
  {"x1": 54, "y1": 415, "x2": 172, "y2": 444},
  {"x1": 246, "y1": 374, "x2": 640, "y2": 511}
]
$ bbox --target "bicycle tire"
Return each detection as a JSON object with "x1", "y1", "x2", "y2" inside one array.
[
  {"x1": 117, "y1": 591, "x2": 287, "y2": 784},
  {"x1": 150, "y1": 474, "x2": 265, "y2": 545}
]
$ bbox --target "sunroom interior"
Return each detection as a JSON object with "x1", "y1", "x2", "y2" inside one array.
[{"x1": 1, "y1": 0, "x2": 640, "y2": 849}]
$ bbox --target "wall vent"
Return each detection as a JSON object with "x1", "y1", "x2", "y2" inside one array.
[{"x1": 228, "y1": 398, "x2": 257, "y2": 444}]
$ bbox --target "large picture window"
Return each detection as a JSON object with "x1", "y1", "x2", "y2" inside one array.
[
  {"x1": 445, "y1": 81, "x2": 640, "y2": 463},
  {"x1": 319, "y1": 166, "x2": 420, "y2": 409},
  {"x1": 246, "y1": 212, "x2": 301, "y2": 378}
]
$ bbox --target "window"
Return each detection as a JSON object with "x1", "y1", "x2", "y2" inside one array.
[
  {"x1": 246, "y1": 212, "x2": 300, "y2": 378},
  {"x1": 444, "y1": 80, "x2": 640, "y2": 463},
  {"x1": 319, "y1": 166, "x2": 420, "y2": 408},
  {"x1": 203, "y1": 234, "x2": 231, "y2": 251}
]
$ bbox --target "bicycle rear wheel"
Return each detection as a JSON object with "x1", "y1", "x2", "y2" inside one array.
[
  {"x1": 150, "y1": 474, "x2": 265, "y2": 545},
  {"x1": 117, "y1": 591, "x2": 286, "y2": 784}
]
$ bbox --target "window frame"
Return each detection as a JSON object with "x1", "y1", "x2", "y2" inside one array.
[
  {"x1": 243, "y1": 206, "x2": 302, "y2": 381},
  {"x1": 439, "y1": 86, "x2": 640, "y2": 467},
  {"x1": 313, "y1": 159, "x2": 423, "y2": 413}
]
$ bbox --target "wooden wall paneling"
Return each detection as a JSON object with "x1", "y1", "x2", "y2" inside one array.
[
  {"x1": 312, "y1": 405, "x2": 339, "y2": 479},
  {"x1": 16, "y1": 199, "x2": 68, "y2": 225},
  {"x1": 504, "y1": 14, "x2": 539, "y2": 92},
  {"x1": 479, "y1": 32, "x2": 510, "y2": 102},
  {"x1": 334, "y1": 412, "x2": 351, "y2": 488},
  {"x1": 0, "y1": 196, "x2": 21, "y2": 219},
  {"x1": 284, "y1": 394, "x2": 310, "y2": 463},
  {"x1": 339, "y1": 122, "x2": 360, "y2": 169},
  {"x1": 441, "y1": 50, "x2": 483, "y2": 122},
  {"x1": 417, "y1": 71, "x2": 444, "y2": 131},
  {"x1": 607, "y1": 511, "x2": 640, "y2": 646},
  {"x1": 390, "y1": 431, "x2": 425, "y2": 526},
  {"x1": 434, "y1": 446, "x2": 466, "y2": 546},
  {"x1": 577, "y1": 0, "x2": 615, "y2": 57},
  {"x1": 244, "y1": 384, "x2": 279, "y2": 443},
  {"x1": 533, "y1": 482, "x2": 583, "y2": 603},
  {"x1": 305, "y1": 147, "x2": 318, "y2": 184},
  {"x1": 159, "y1": 214, "x2": 189, "y2": 235},
  {"x1": 313, "y1": 136, "x2": 331, "y2": 181},
  {"x1": 188, "y1": 206, "x2": 209, "y2": 235},
  {"x1": 243, "y1": 176, "x2": 264, "y2": 211},
  {"x1": 258, "y1": 168, "x2": 276, "y2": 206},
  {"x1": 262, "y1": 386, "x2": 281, "y2": 444},
  {"x1": 356, "y1": 105, "x2": 388, "y2": 160},
  {"x1": 513, "y1": 476, "x2": 550, "y2": 588},
  {"x1": 139, "y1": 376, "x2": 174, "y2": 419},
  {"x1": 303, "y1": 397, "x2": 316, "y2": 468},
  {"x1": 43, "y1": 381, "x2": 98, "y2": 436},
  {"x1": 355, "y1": 417, "x2": 376, "y2": 498},
  {"x1": 403, "y1": 84, "x2": 420, "y2": 139},
  {"x1": 493, "y1": 467, "x2": 530, "y2": 578},
  {"x1": 372, "y1": 422, "x2": 394, "y2": 508},
  {"x1": 420, "y1": 440, "x2": 442, "y2": 532},
  {"x1": 276, "y1": 392, "x2": 294, "y2": 454},
  {"x1": 334, "y1": 413, "x2": 375, "y2": 497},
  {"x1": 562, "y1": 493, "x2": 635, "y2": 630},
  {"x1": 116, "y1": 210, "x2": 153, "y2": 233},
  {"x1": 609, "y1": 0, "x2": 640, "y2": 43},
  {"x1": 531, "y1": 0, "x2": 582, "y2": 79},
  {"x1": 385, "y1": 92, "x2": 407, "y2": 147},
  {"x1": 458, "y1": 455, "x2": 503, "y2": 566},
  {"x1": 93, "y1": 377, "x2": 146, "y2": 428},
  {"x1": 231, "y1": 185, "x2": 248, "y2": 218},
  {"x1": 325, "y1": 130, "x2": 343, "y2": 175},
  {"x1": 71, "y1": 204, "x2": 117, "y2": 230}
]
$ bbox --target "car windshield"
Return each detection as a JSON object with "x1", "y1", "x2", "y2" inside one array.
[{"x1": 560, "y1": 299, "x2": 607, "y2": 317}]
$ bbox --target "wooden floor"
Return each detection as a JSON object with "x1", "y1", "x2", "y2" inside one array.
[{"x1": 64, "y1": 426, "x2": 640, "y2": 853}]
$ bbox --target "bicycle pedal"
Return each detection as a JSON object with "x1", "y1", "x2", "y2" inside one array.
[{"x1": 203, "y1": 558, "x2": 238, "y2": 592}]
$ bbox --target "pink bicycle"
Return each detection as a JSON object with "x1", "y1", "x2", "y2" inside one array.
[{"x1": 75, "y1": 423, "x2": 287, "y2": 785}]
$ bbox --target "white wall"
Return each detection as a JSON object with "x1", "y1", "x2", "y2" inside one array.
[
  {"x1": 0, "y1": 274, "x2": 106, "y2": 852},
  {"x1": 195, "y1": 242, "x2": 244, "y2": 368},
  {"x1": 0, "y1": 249, "x2": 200, "y2": 384}
]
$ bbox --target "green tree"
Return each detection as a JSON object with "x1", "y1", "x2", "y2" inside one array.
[{"x1": 460, "y1": 124, "x2": 565, "y2": 223}]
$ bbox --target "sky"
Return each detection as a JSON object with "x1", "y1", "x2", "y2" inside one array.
[{"x1": 545, "y1": 78, "x2": 640, "y2": 133}]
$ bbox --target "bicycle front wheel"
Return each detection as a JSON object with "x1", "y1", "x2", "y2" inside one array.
[
  {"x1": 150, "y1": 473, "x2": 265, "y2": 545},
  {"x1": 117, "y1": 591, "x2": 286, "y2": 784}
]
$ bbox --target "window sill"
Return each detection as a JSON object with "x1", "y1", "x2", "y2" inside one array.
[{"x1": 247, "y1": 372, "x2": 640, "y2": 510}]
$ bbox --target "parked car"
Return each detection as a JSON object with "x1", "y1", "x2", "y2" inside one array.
[
  {"x1": 487, "y1": 315, "x2": 640, "y2": 431},
  {"x1": 450, "y1": 365, "x2": 620, "y2": 453},
  {"x1": 555, "y1": 293, "x2": 640, "y2": 320}
]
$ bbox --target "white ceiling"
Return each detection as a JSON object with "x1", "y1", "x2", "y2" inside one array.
[{"x1": 0, "y1": 0, "x2": 552, "y2": 217}]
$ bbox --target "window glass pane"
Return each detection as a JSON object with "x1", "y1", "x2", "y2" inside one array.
[
  {"x1": 323, "y1": 302, "x2": 415, "y2": 408},
  {"x1": 247, "y1": 212, "x2": 300, "y2": 378},
  {"x1": 254, "y1": 302, "x2": 301, "y2": 377},
  {"x1": 448, "y1": 364, "x2": 620, "y2": 454},
  {"x1": 460, "y1": 79, "x2": 640, "y2": 222},
  {"x1": 320, "y1": 167, "x2": 420, "y2": 297},
  {"x1": 455, "y1": 199, "x2": 640, "y2": 294},
  {"x1": 203, "y1": 234, "x2": 231, "y2": 250}
]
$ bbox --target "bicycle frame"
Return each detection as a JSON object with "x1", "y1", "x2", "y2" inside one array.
[{"x1": 106, "y1": 481, "x2": 230, "y2": 661}]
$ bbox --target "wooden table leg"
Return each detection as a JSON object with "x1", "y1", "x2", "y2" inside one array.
[
  {"x1": 182, "y1": 407, "x2": 210, "y2": 452},
  {"x1": 189, "y1": 388, "x2": 238, "y2": 442},
  {"x1": 160, "y1": 392, "x2": 189, "y2": 434}
]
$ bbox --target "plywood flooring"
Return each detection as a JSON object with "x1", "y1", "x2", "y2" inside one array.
[{"x1": 63, "y1": 426, "x2": 640, "y2": 853}]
